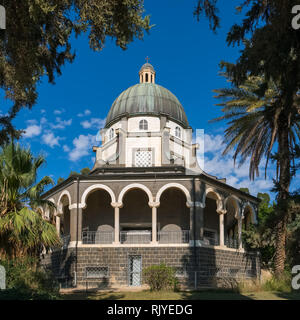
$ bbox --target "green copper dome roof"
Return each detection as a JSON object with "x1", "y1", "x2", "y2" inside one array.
[{"x1": 105, "y1": 83, "x2": 189, "y2": 128}]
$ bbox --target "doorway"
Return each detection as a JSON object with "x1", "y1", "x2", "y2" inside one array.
[{"x1": 128, "y1": 255, "x2": 142, "y2": 286}]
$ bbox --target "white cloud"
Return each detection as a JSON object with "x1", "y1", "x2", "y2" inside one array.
[
  {"x1": 40, "y1": 117, "x2": 47, "y2": 125},
  {"x1": 40, "y1": 109, "x2": 46, "y2": 114},
  {"x1": 63, "y1": 145, "x2": 70, "y2": 152},
  {"x1": 81, "y1": 118, "x2": 106, "y2": 129},
  {"x1": 42, "y1": 132, "x2": 62, "y2": 148},
  {"x1": 54, "y1": 108, "x2": 65, "y2": 115},
  {"x1": 51, "y1": 117, "x2": 72, "y2": 129},
  {"x1": 199, "y1": 133, "x2": 275, "y2": 196},
  {"x1": 23, "y1": 125, "x2": 42, "y2": 138},
  {"x1": 77, "y1": 109, "x2": 92, "y2": 117},
  {"x1": 68, "y1": 134, "x2": 95, "y2": 162},
  {"x1": 204, "y1": 134, "x2": 225, "y2": 153}
]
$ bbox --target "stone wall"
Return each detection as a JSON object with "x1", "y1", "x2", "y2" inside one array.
[{"x1": 41, "y1": 246, "x2": 260, "y2": 289}]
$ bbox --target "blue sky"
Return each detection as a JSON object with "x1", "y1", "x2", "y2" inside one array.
[{"x1": 7, "y1": 1, "x2": 299, "y2": 199}]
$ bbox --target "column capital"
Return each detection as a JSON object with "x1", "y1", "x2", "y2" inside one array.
[
  {"x1": 69, "y1": 203, "x2": 85, "y2": 210},
  {"x1": 186, "y1": 201, "x2": 205, "y2": 208},
  {"x1": 149, "y1": 201, "x2": 160, "y2": 208},
  {"x1": 111, "y1": 202, "x2": 123, "y2": 208},
  {"x1": 55, "y1": 210, "x2": 63, "y2": 217},
  {"x1": 217, "y1": 209, "x2": 227, "y2": 215}
]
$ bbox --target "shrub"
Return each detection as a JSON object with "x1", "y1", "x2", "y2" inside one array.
[
  {"x1": 0, "y1": 257, "x2": 60, "y2": 300},
  {"x1": 143, "y1": 264, "x2": 178, "y2": 291},
  {"x1": 262, "y1": 272, "x2": 292, "y2": 293}
]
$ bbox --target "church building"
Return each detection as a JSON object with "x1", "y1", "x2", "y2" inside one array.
[{"x1": 41, "y1": 62, "x2": 260, "y2": 289}]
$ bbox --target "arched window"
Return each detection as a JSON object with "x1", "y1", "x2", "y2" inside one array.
[
  {"x1": 175, "y1": 126, "x2": 181, "y2": 138},
  {"x1": 109, "y1": 128, "x2": 114, "y2": 140},
  {"x1": 139, "y1": 119, "x2": 148, "y2": 130},
  {"x1": 145, "y1": 73, "x2": 149, "y2": 82}
]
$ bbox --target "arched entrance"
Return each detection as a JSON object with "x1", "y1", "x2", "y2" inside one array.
[
  {"x1": 157, "y1": 188, "x2": 190, "y2": 243},
  {"x1": 82, "y1": 189, "x2": 114, "y2": 244},
  {"x1": 225, "y1": 197, "x2": 239, "y2": 248},
  {"x1": 203, "y1": 191, "x2": 221, "y2": 245},
  {"x1": 120, "y1": 188, "x2": 152, "y2": 244}
]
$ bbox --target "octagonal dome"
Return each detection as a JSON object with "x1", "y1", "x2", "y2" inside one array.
[{"x1": 105, "y1": 83, "x2": 189, "y2": 128}]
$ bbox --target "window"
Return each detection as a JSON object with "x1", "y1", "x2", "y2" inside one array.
[
  {"x1": 175, "y1": 126, "x2": 181, "y2": 138},
  {"x1": 109, "y1": 128, "x2": 114, "y2": 140},
  {"x1": 145, "y1": 73, "x2": 149, "y2": 82},
  {"x1": 135, "y1": 150, "x2": 152, "y2": 167},
  {"x1": 139, "y1": 119, "x2": 148, "y2": 130},
  {"x1": 86, "y1": 266, "x2": 109, "y2": 279}
]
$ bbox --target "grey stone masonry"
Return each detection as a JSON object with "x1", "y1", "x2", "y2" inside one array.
[{"x1": 41, "y1": 246, "x2": 260, "y2": 289}]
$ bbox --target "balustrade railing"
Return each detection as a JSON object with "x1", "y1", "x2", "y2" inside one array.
[
  {"x1": 157, "y1": 230, "x2": 190, "y2": 244},
  {"x1": 120, "y1": 230, "x2": 152, "y2": 244},
  {"x1": 82, "y1": 231, "x2": 114, "y2": 244},
  {"x1": 225, "y1": 236, "x2": 239, "y2": 249}
]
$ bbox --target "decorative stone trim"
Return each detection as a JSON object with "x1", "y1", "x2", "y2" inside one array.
[
  {"x1": 69, "y1": 203, "x2": 85, "y2": 210},
  {"x1": 117, "y1": 183, "x2": 153, "y2": 204},
  {"x1": 155, "y1": 182, "x2": 191, "y2": 203},
  {"x1": 81, "y1": 184, "x2": 116, "y2": 208},
  {"x1": 57, "y1": 190, "x2": 72, "y2": 211},
  {"x1": 216, "y1": 208, "x2": 227, "y2": 215},
  {"x1": 186, "y1": 201, "x2": 205, "y2": 208},
  {"x1": 111, "y1": 202, "x2": 123, "y2": 208},
  {"x1": 148, "y1": 202, "x2": 160, "y2": 208}
]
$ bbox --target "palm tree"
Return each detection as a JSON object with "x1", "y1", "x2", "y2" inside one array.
[
  {"x1": 0, "y1": 143, "x2": 60, "y2": 259},
  {"x1": 212, "y1": 72, "x2": 300, "y2": 277}
]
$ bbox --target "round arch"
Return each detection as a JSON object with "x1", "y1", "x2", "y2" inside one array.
[
  {"x1": 81, "y1": 184, "x2": 116, "y2": 208},
  {"x1": 155, "y1": 183, "x2": 191, "y2": 205},
  {"x1": 57, "y1": 190, "x2": 72, "y2": 213},
  {"x1": 224, "y1": 195, "x2": 241, "y2": 219},
  {"x1": 202, "y1": 187, "x2": 223, "y2": 204},
  {"x1": 242, "y1": 202, "x2": 257, "y2": 224},
  {"x1": 118, "y1": 183, "x2": 153, "y2": 205}
]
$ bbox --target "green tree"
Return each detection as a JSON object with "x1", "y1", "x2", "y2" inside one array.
[
  {"x1": 80, "y1": 167, "x2": 90, "y2": 175},
  {"x1": 0, "y1": 143, "x2": 60, "y2": 259},
  {"x1": 242, "y1": 192, "x2": 276, "y2": 268},
  {"x1": 57, "y1": 177, "x2": 64, "y2": 185},
  {"x1": 212, "y1": 73, "x2": 300, "y2": 276},
  {"x1": 239, "y1": 188, "x2": 250, "y2": 194},
  {"x1": 194, "y1": 1, "x2": 300, "y2": 97},
  {"x1": 0, "y1": 0, "x2": 151, "y2": 144}
]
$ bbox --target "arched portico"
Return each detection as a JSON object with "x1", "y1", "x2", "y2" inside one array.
[
  {"x1": 81, "y1": 184, "x2": 116, "y2": 208},
  {"x1": 118, "y1": 183, "x2": 153, "y2": 205},
  {"x1": 57, "y1": 190, "x2": 72, "y2": 214},
  {"x1": 242, "y1": 202, "x2": 257, "y2": 229},
  {"x1": 157, "y1": 186, "x2": 191, "y2": 244},
  {"x1": 202, "y1": 188, "x2": 229, "y2": 247},
  {"x1": 155, "y1": 183, "x2": 191, "y2": 205},
  {"x1": 224, "y1": 196, "x2": 240, "y2": 249},
  {"x1": 82, "y1": 188, "x2": 114, "y2": 244}
]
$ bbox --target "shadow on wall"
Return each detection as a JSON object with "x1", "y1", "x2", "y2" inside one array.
[{"x1": 179, "y1": 246, "x2": 259, "y2": 291}]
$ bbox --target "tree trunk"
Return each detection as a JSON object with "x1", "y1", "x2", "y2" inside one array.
[{"x1": 274, "y1": 121, "x2": 291, "y2": 277}]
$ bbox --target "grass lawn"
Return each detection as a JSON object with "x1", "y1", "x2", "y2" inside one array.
[{"x1": 61, "y1": 290, "x2": 300, "y2": 300}]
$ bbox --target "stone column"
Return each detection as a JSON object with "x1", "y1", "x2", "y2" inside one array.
[
  {"x1": 112, "y1": 202, "x2": 122, "y2": 244},
  {"x1": 219, "y1": 213, "x2": 225, "y2": 247},
  {"x1": 238, "y1": 216, "x2": 243, "y2": 250},
  {"x1": 69, "y1": 206, "x2": 82, "y2": 245},
  {"x1": 198, "y1": 205, "x2": 205, "y2": 240},
  {"x1": 189, "y1": 206, "x2": 194, "y2": 244},
  {"x1": 150, "y1": 202, "x2": 159, "y2": 244},
  {"x1": 55, "y1": 215, "x2": 61, "y2": 236}
]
